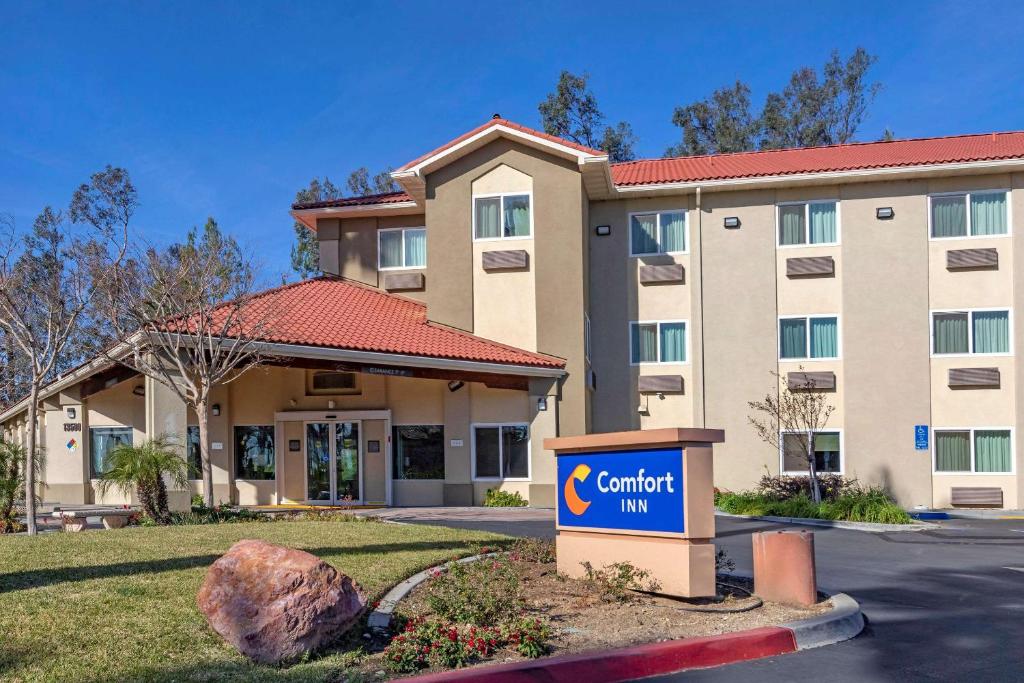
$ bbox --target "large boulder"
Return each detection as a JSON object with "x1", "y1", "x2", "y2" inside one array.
[{"x1": 197, "y1": 539, "x2": 365, "y2": 664}]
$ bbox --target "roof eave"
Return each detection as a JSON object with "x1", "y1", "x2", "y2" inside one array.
[{"x1": 290, "y1": 201, "x2": 423, "y2": 230}]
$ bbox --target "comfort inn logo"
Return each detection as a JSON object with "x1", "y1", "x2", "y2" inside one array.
[
  {"x1": 563, "y1": 462, "x2": 677, "y2": 516},
  {"x1": 563, "y1": 464, "x2": 592, "y2": 515}
]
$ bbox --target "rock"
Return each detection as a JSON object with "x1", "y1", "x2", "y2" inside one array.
[{"x1": 197, "y1": 539, "x2": 365, "y2": 664}]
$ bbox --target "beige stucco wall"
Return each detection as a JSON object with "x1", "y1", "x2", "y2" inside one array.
[{"x1": 88, "y1": 379, "x2": 148, "y2": 505}]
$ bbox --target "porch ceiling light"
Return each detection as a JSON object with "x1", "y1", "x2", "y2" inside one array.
[{"x1": 447, "y1": 380, "x2": 465, "y2": 393}]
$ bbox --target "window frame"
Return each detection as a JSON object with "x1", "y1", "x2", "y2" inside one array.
[
  {"x1": 470, "y1": 422, "x2": 531, "y2": 482},
  {"x1": 777, "y1": 314, "x2": 841, "y2": 361},
  {"x1": 88, "y1": 425, "x2": 135, "y2": 479},
  {"x1": 627, "y1": 209, "x2": 689, "y2": 256},
  {"x1": 471, "y1": 191, "x2": 534, "y2": 242},
  {"x1": 927, "y1": 190, "x2": 1012, "y2": 241},
  {"x1": 377, "y1": 226, "x2": 427, "y2": 271},
  {"x1": 779, "y1": 428, "x2": 844, "y2": 476},
  {"x1": 305, "y1": 370, "x2": 361, "y2": 396},
  {"x1": 775, "y1": 200, "x2": 841, "y2": 248},
  {"x1": 629, "y1": 319, "x2": 689, "y2": 366},
  {"x1": 391, "y1": 424, "x2": 446, "y2": 481},
  {"x1": 186, "y1": 425, "x2": 200, "y2": 480},
  {"x1": 233, "y1": 424, "x2": 276, "y2": 481},
  {"x1": 929, "y1": 307, "x2": 1013, "y2": 357},
  {"x1": 932, "y1": 427, "x2": 1015, "y2": 475}
]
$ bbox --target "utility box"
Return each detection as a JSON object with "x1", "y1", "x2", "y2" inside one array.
[
  {"x1": 544, "y1": 428, "x2": 725, "y2": 598},
  {"x1": 752, "y1": 530, "x2": 817, "y2": 607}
]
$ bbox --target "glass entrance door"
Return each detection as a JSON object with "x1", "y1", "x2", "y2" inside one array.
[{"x1": 305, "y1": 421, "x2": 361, "y2": 504}]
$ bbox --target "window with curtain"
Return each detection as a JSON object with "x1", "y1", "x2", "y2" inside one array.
[
  {"x1": 779, "y1": 316, "x2": 838, "y2": 359},
  {"x1": 392, "y1": 425, "x2": 445, "y2": 480},
  {"x1": 378, "y1": 227, "x2": 426, "y2": 269},
  {"x1": 629, "y1": 211, "x2": 687, "y2": 255},
  {"x1": 631, "y1": 321, "x2": 687, "y2": 363},
  {"x1": 935, "y1": 429, "x2": 1011, "y2": 473},
  {"x1": 90, "y1": 426, "x2": 133, "y2": 478},
  {"x1": 778, "y1": 202, "x2": 837, "y2": 246},
  {"x1": 473, "y1": 424, "x2": 530, "y2": 479},
  {"x1": 782, "y1": 431, "x2": 842, "y2": 474},
  {"x1": 932, "y1": 310, "x2": 1009, "y2": 355},
  {"x1": 187, "y1": 425, "x2": 200, "y2": 479},
  {"x1": 931, "y1": 191, "x2": 1008, "y2": 238},
  {"x1": 235, "y1": 425, "x2": 275, "y2": 480},
  {"x1": 473, "y1": 194, "x2": 531, "y2": 239}
]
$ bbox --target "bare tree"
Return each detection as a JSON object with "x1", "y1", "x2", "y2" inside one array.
[
  {"x1": 95, "y1": 218, "x2": 272, "y2": 508},
  {"x1": 0, "y1": 168, "x2": 131, "y2": 534},
  {"x1": 748, "y1": 369, "x2": 836, "y2": 504}
]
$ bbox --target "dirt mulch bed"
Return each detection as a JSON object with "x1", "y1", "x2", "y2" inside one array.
[{"x1": 358, "y1": 555, "x2": 831, "y2": 677}]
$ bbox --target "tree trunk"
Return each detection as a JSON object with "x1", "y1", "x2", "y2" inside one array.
[
  {"x1": 154, "y1": 475, "x2": 170, "y2": 523},
  {"x1": 136, "y1": 479, "x2": 161, "y2": 522},
  {"x1": 196, "y1": 400, "x2": 214, "y2": 509},
  {"x1": 24, "y1": 382, "x2": 39, "y2": 535},
  {"x1": 806, "y1": 439, "x2": 822, "y2": 504}
]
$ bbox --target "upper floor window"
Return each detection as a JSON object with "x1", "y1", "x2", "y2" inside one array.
[
  {"x1": 934, "y1": 428, "x2": 1012, "y2": 473},
  {"x1": 932, "y1": 309, "x2": 1010, "y2": 355},
  {"x1": 777, "y1": 201, "x2": 838, "y2": 247},
  {"x1": 930, "y1": 191, "x2": 1008, "y2": 238},
  {"x1": 779, "y1": 315, "x2": 839, "y2": 360},
  {"x1": 474, "y1": 193, "x2": 531, "y2": 239},
  {"x1": 630, "y1": 320, "x2": 687, "y2": 364},
  {"x1": 378, "y1": 227, "x2": 426, "y2": 269},
  {"x1": 630, "y1": 211, "x2": 686, "y2": 256}
]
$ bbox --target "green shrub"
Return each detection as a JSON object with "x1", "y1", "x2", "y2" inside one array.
[
  {"x1": 509, "y1": 537, "x2": 555, "y2": 564},
  {"x1": 501, "y1": 617, "x2": 551, "y2": 658},
  {"x1": 756, "y1": 473, "x2": 857, "y2": 501},
  {"x1": 580, "y1": 561, "x2": 661, "y2": 601},
  {"x1": 427, "y1": 557, "x2": 523, "y2": 626},
  {"x1": 483, "y1": 488, "x2": 528, "y2": 507},
  {"x1": 384, "y1": 618, "x2": 501, "y2": 673},
  {"x1": 172, "y1": 504, "x2": 268, "y2": 525},
  {"x1": 716, "y1": 487, "x2": 911, "y2": 524}
]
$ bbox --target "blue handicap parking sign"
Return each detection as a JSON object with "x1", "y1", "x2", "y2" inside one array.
[{"x1": 914, "y1": 425, "x2": 929, "y2": 451}]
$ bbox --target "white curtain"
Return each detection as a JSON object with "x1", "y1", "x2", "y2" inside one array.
[
  {"x1": 404, "y1": 229, "x2": 426, "y2": 267},
  {"x1": 659, "y1": 212, "x2": 686, "y2": 252},
  {"x1": 970, "y1": 192, "x2": 1007, "y2": 236},
  {"x1": 809, "y1": 203, "x2": 837, "y2": 243},
  {"x1": 379, "y1": 230, "x2": 403, "y2": 268},
  {"x1": 475, "y1": 197, "x2": 501, "y2": 239},
  {"x1": 503, "y1": 195, "x2": 530, "y2": 237}
]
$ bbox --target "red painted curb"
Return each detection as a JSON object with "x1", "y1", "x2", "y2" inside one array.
[{"x1": 406, "y1": 625, "x2": 798, "y2": 683}]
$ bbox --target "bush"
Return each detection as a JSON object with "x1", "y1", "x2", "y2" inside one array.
[
  {"x1": 384, "y1": 617, "x2": 501, "y2": 673},
  {"x1": 427, "y1": 557, "x2": 523, "y2": 626},
  {"x1": 580, "y1": 561, "x2": 661, "y2": 601},
  {"x1": 501, "y1": 617, "x2": 551, "y2": 658},
  {"x1": 483, "y1": 488, "x2": 528, "y2": 507},
  {"x1": 509, "y1": 537, "x2": 555, "y2": 564},
  {"x1": 171, "y1": 502, "x2": 268, "y2": 525},
  {"x1": 756, "y1": 473, "x2": 857, "y2": 502},
  {"x1": 717, "y1": 487, "x2": 911, "y2": 524}
]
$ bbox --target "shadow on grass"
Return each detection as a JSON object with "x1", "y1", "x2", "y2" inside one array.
[{"x1": 0, "y1": 539, "x2": 514, "y2": 593}]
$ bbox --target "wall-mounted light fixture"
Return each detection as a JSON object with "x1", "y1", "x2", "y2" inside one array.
[
  {"x1": 723, "y1": 216, "x2": 741, "y2": 229},
  {"x1": 537, "y1": 397, "x2": 548, "y2": 412},
  {"x1": 132, "y1": 385, "x2": 145, "y2": 397},
  {"x1": 327, "y1": 400, "x2": 336, "y2": 410},
  {"x1": 288, "y1": 398, "x2": 297, "y2": 407},
  {"x1": 876, "y1": 207, "x2": 894, "y2": 220},
  {"x1": 447, "y1": 380, "x2": 465, "y2": 393},
  {"x1": 595, "y1": 225, "x2": 611, "y2": 236},
  {"x1": 211, "y1": 403, "x2": 221, "y2": 416},
  {"x1": 66, "y1": 407, "x2": 77, "y2": 419}
]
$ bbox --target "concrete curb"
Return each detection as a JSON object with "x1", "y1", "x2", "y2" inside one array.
[
  {"x1": 716, "y1": 510, "x2": 935, "y2": 533},
  {"x1": 783, "y1": 592, "x2": 865, "y2": 650},
  {"x1": 366, "y1": 552, "x2": 499, "y2": 631}
]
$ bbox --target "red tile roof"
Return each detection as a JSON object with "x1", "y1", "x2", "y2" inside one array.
[
  {"x1": 225, "y1": 277, "x2": 564, "y2": 369},
  {"x1": 396, "y1": 117, "x2": 604, "y2": 172},
  {"x1": 293, "y1": 191, "x2": 413, "y2": 211},
  {"x1": 610, "y1": 131, "x2": 1024, "y2": 186}
]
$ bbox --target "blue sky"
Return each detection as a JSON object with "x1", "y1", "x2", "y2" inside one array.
[{"x1": 3, "y1": 0, "x2": 1023, "y2": 282}]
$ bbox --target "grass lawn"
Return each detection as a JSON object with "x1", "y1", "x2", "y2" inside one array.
[{"x1": 0, "y1": 519, "x2": 509, "y2": 682}]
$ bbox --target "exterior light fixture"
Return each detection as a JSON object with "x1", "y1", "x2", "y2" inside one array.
[
  {"x1": 132, "y1": 386, "x2": 145, "y2": 397},
  {"x1": 723, "y1": 217, "x2": 741, "y2": 229},
  {"x1": 595, "y1": 225, "x2": 611, "y2": 236},
  {"x1": 212, "y1": 403, "x2": 221, "y2": 416},
  {"x1": 326, "y1": 400, "x2": 336, "y2": 410},
  {"x1": 537, "y1": 397, "x2": 548, "y2": 411},
  {"x1": 876, "y1": 207, "x2": 894, "y2": 219},
  {"x1": 66, "y1": 407, "x2": 77, "y2": 419},
  {"x1": 447, "y1": 380, "x2": 465, "y2": 393}
]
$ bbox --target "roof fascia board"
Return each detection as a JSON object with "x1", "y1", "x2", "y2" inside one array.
[
  {"x1": 613, "y1": 157, "x2": 1024, "y2": 195},
  {"x1": 290, "y1": 202, "x2": 422, "y2": 229}
]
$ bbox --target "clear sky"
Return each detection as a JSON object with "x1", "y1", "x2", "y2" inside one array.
[{"x1": 3, "y1": 0, "x2": 1023, "y2": 282}]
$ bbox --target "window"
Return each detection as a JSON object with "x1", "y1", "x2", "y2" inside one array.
[
  {"x1": 89, "y1": 426, "x2": 133, "y2": 478},
  {"x1": 473, "y1": 193, "x2": 531, "y2": 239},
  {"x1": 935, "y1": 429, "x2": 1012, "y2": 473},
  {"x1": 306, "y1": 370, "x2": 360, "y2": 395},
  {"x1": 235, "y1": 425, "x2": 275, "y2": 480},
  {"x1": 779, "y1": 316, "x2": 839, "y2": 360},
  {"x1": 187, "y1": 425, "x2": 200, "y2": 479},
  {"x1": 629, "y1": 211, "x2": 686, "y2": 255},
  {"x1": 782, "y1": 431, "x2": 842, "y2": 474},
  {"x1": 630, "y1": 321, "x2": 687, "y2": 364},
  {"x1": 930, "y1": 191, "x2": 1008, "y2": 238},
  {"x1": 932, "y1": 309, "x2": 1010, "y2": 355},
  {"x1": 472, "y1": 424, "x2": 529, "y2": 480},
  {"x1": 378, "y1": 227, "x2": 426, "y2": 269},
  {"x1": 392, "y1": 425, "x2": 445, "y2": 480},
  {"x1": 777, "y1": 201, "x2": 838, "y2": 246}
]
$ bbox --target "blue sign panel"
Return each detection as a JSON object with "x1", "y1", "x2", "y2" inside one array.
[
  {"x1": 557, "y1": 447, "x2": 684, "y2": 534},
  {"x1": 914, "y1": 425, "x2": 929, "y2": 451}
]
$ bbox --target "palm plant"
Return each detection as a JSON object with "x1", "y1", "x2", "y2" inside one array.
[
  {"x1": 0, "y1": 438, "x2": 42, "y2": 533},
  {"x1": 97, "y1": 436, "x2": 188, "y2": 525}
]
